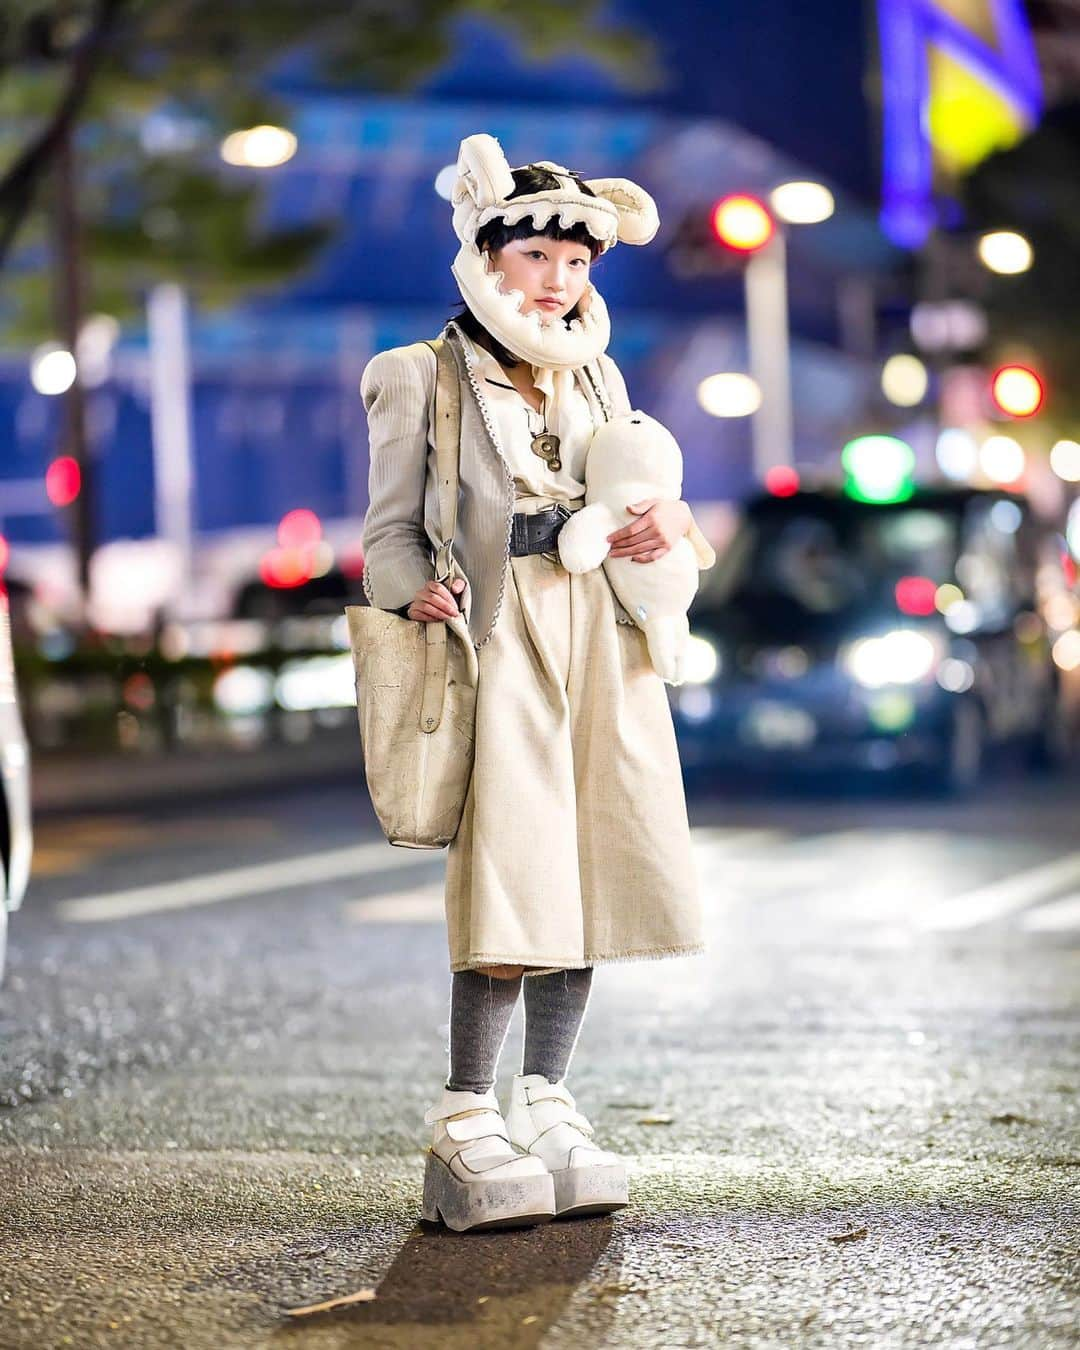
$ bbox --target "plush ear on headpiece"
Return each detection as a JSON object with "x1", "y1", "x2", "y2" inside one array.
[
  {"x1": 452, "y1": 133, "x2": 515, "y2": 210},
  {"x1": 583, "y1": 178, "x2": 660, "y2": 246}
]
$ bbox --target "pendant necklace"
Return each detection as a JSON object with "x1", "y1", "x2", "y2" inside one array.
[{"x1": 524, "y1": 402, "x2": 562, "y2": 473}]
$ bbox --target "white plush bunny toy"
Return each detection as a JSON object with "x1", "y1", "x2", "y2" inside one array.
[{"x1": 557, "y1": 411, "x2": 716, "y2": 684}]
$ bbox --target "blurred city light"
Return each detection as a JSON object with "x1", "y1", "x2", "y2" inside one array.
[
  {"x1": 1049, "y1": 440, "x2": 1080, "y2": 482},
  {"x1": 991, "y1": 364, "x2": 1044, "y2": 417},
  {"x1": 220, "y1": 125, "x2": 297, "y2": 168},
  {"x1": 1051, "y1": 631, "x2": 1080, "y2": 674},
  {"x1": 45, "y1": 456, "x2": 81, "y2": 507},
  {"x1": 977, "y1": 230, "x2": 1033, "y2": 274},
  {"x1": 0, "y1": 534, "x2": 8, "y2": 576},
  {"x1": 213, "y1": 665, "x2": 275, "y2": 716},
  {"x1": 935, "y1": 427, "x2": 978, "y2": 481},
  {"x1": 764, "y1": 466, "x2": 800, "y2": 497},
  {"x1": 881, "y1": 353, "x2": 928, "y2": 406},
  {"x1": 1067, "y1": 502, "x2": 1080, "y2": 560},
  {"x1": 944, "y1": 600, "x2": 979, "y2": 634},
  {"x1": 935, "y1": 583, "x2": 964, "y2": 613},
  {"x1": 937, "y1": 658, "x2": 975, "y2": 693},
  {"x1": 843, "y1": 629, "x2": 938, "y2": 687},
  {"x1": 841, "y1": 435, "x2": 915, "y2": 504},
  {"x1": 30, "y1": 344, "x2": 77, "y2": 395},
  {"x1": 278, "y1": 509, "x2": 322, "y2": 548},
  {"x1": 275, "y1": 654, "x2": 355, "y2": 711},
  {"x1": 910, "y1": 300, "x2": 987, "y2": 352},
  {"x1": 979, "y1": 435, "x2": 1026, "y2": 484},
  {"x1": 681, "y1": 635, "x2": 721, "y2": 684},
  {"x1": 895, "y1": 575, "x2": 937, "y2": 615},
  {"x1": 710, "y1": 195, "x2": 774, "y2": 252},
  {"x1": 76, "y1": 314, "x2": 120, "y2": 388},
  {"x1": 697, "y1": 372, "x2": 762, "y2": 417},
  {"x1": 769, "y1": 181, "x2": 835, "y2": 224},
  {"x1": 1043, "y1": 594, "x2": 1079, "y2": 633},
  {"x1": 260, "y1": 547, "x2": 314, "y2": 589},
  {"x1": 990, "y1": 499, "x2": 1022, "y2": 533}
]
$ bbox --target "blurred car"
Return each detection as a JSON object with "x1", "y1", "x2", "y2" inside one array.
[
  {"x1": 0, "y1": 586, "x2": 32, "y2": 982},
  {"x1": 671, "y1": 487, "x2": 1072, "y2": 793}
]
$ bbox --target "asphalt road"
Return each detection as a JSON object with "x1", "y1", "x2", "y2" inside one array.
[{"x1": 1, "y1": 766, "x2": 1078, "y2": 1349}]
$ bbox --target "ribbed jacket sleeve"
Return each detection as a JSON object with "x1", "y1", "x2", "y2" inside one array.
[{"x1": 359, "y1": 344, "x2": 438, "y2": 611}]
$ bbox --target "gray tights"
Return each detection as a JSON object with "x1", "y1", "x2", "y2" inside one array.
[{"x1": 446, "y1": 967, "x2": 594, "y2": 1094}]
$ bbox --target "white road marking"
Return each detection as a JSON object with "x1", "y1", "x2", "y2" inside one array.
[
  {"x1": 914, "y1": 851, "x2": 1080, "y2": 932},
  {"x1": 343, "y1": 885, "x2": 445, "y2": 923},
  {"x1": 57, "y1": 840, "x2": 436, "y2": 923},
  {"x1": 1020, "y1": 893, "x2": 1080, "y2": 933},
  {"x1": 55, "y1": 826, "x2": 780, "y2": 924}
]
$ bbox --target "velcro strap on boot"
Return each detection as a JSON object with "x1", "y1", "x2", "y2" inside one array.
[{"x1": 444, "y1": 1110, "x2": 511, "y2": 1143}]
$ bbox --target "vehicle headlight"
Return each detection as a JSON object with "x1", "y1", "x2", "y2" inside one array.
[
  {"x1": 682, "y1": 634, "x2": 721, "y2": 684},
  {"x1": 842, "y1": 629, "x2": 939, "y2": 688}
]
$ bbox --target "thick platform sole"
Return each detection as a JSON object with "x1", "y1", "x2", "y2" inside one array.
[
  {"x1": 420, "y1": 1151, "x2": 556, "y2": 1233},
  {"x1": 551, "y1": 1163, "x2": 629, "y2": 1218}
]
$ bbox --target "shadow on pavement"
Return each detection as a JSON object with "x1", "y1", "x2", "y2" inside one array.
[{"x1": 276, "y1": 1215, "x2": 616, "y2": 1346}]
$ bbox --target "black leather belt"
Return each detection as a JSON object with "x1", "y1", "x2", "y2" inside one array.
[{"x1": 509, "y1": 502, "x2": 573, "y2": 556}]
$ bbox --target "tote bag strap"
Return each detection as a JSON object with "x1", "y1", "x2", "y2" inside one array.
[{"x1": 422, "y1": 337, "x2": 462, "y2": 582}]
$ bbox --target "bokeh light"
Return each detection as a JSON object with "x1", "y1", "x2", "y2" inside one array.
[
  {"x1": 710, "y1": 195, "x2": 774, "y2": 252},
  {"x1": 220, "y1": 125, "x2": 297, "y2": 168},
  {"x1": 1049, "y1": 440, "x2": 1080, "y2": 483},
  {"x1": 936, "y1": 428, "x2": 978, "y2": 481},
  {"x1": 979, "y1": 435, "x2": 1025, "y2": 484},
  {"x1": 31, "y1": 344, "x2": 76, "y2": 395},
  {"x1": 697, "y1": 372, "x2": 762, "y2": 417},
  {"x1": 769, "y1": 181, "x2": 834, "y2": 224},
  {"x1": 881, "y1": 354, "x2": 928, "y2": 407},
  {"x1": 977, "y1": 230, "x2": 1033, "y2": 274},
  {"x1": 991, "y1": 365, "x2": 1043, "y2": 418}
]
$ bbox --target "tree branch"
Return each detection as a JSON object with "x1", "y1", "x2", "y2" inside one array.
[{"x1": 0, "y1": 0, "x2": 125, "y2": 271}]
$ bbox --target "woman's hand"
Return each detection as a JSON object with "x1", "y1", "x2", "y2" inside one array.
[
  {"x1": 606, "y1": 499, "x2": 692, "y2": 563},
  {"x1": 405, "y1": 577, "x2": 466, "y2": 621}
]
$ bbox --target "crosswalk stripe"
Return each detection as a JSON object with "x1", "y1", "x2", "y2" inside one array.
[
  {"x1": 54, "y1": 825, "x2": 779, "y2": 924},
  {"x1": 1020, "y1": 893, "x2": 1080, "y2": 933},
  {"x1": 914, "y1": 851, "x2": 1080, "y2": 932},
  {"x1": 343, "y1": 885, "x2": 445, "y2": 923},
  {"x1": 56, "y1": 840, "x2": 435, "y2": 923}
]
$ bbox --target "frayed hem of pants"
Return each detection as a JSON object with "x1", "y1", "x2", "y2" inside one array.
[{"x1": 449, "y1": 941, "x2": 707, "y2": 974}]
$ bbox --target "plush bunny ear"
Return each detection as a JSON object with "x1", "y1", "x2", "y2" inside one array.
[
  {"x1": 453, "y1": 133, "x2": 516, "y2": 210},
  {"x1": 583, "y1": 177, "x2": 660, "y2": 245}
]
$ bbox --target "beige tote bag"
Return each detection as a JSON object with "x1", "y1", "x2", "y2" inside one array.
[{"x1": 345, "y1": 338, "x2": 478, "y2": 849}]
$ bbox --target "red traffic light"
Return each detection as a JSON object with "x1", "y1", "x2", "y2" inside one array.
[
  {"x1": 45, "y1": 455, "x2": 81, "y2": 507},
  {"x1": 991, "y1": 364, "x2": 1043, "y2": 418},
  {"x1": 710, "y1": 195, "x2": 775, "y2": 253},
  {"x1": 764, "y1": 466, "x2": 800, "y2": 497}
]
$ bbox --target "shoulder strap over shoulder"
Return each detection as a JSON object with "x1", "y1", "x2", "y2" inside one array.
[{"x1": 422, "y1": 339, "x2": 461, "y2": 581}]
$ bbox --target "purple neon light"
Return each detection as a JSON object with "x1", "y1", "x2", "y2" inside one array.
[{"x1": 877, "y1": 0, "x2": 1043, "y2": 249}]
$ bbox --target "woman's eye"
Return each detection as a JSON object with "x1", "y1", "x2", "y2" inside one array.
[{"x1": 526, "y1": 250, "x2": 588, "y2": 265}]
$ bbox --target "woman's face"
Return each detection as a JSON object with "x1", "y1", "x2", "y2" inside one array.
[{"x1": 484, "y1": 235, "x2": 592, "y2": 324}]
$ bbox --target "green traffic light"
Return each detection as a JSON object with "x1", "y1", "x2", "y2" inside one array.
[{"x1": 841, "y1": 435, "x2": 916, "y2": 504}]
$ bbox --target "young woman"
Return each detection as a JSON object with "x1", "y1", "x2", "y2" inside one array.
[{"x1": 360, "y1": 134, "x2": 714, "y2": 1233}]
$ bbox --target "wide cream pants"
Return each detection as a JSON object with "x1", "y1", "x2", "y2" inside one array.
[{"x1": 444, "y1": 493, "x2": 706, "y2": 973}]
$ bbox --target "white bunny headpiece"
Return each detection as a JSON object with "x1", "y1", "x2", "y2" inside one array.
[{"x1": 448, "y1": 132, "x2": 660, "y2": 371}]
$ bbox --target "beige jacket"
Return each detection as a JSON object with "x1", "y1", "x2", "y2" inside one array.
[{"x1": 360, "y1": 318, "x2": 715, "y2": 649}]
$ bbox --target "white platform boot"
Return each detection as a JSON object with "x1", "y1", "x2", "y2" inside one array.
[
  {"x1": 506, "y1": 1074, "x2": 629, "y2": 1218},
  {"x1": 421, "y1": 1086, "x2": 556, "y2": 1233}
]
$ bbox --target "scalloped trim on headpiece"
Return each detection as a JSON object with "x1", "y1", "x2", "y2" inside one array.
[{"x1": 448, "y1": 133, "x2": 659, "y2": 368}]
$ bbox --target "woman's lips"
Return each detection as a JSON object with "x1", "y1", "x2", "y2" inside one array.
[{"x1": 535, "y1": 299, "x2": 563, "y2": 308}]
